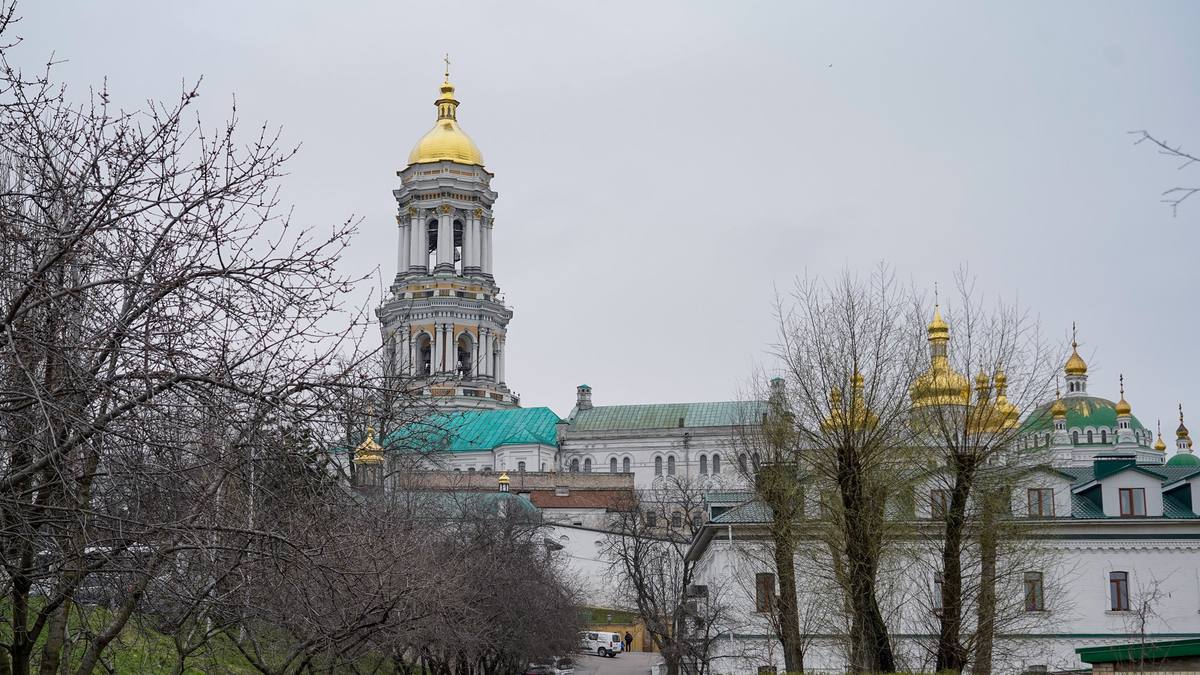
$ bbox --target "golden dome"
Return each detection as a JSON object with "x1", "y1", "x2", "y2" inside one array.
[
  {"x1": 911, "y1": 305, "x2": 969, "y2": 408},
  {"x1": 1064, "y1": 331, "x2": 1087, "y2": 376},
  {"x1": 407, "y1": 79, "x2": 484, "y2": 167},
  {"x1": 354, "y1": 427, "x2": 384, "y2": 465},
  {"x1": 1179, "y1": 404, "x2": 1191, "y2": 439},
  {"x1": 928, "y1": 304, "x2": 949, "y2": 341},
  {"x1": 1154, "y1": 421, "x2": 1167, "y2": 451},
  {"x1": 1114, "y1": 376, "x2": 1131, "y2": 416},
  {"x1": 1051, "y1": 396, "x2": 1067, "y2": 418}
]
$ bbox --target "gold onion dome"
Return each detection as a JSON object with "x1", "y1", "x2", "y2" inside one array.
[
  {"x1": 1064, "y1": 339, "x2": 1088, "y2": 376},
  {"x1": 354, "y1": 427, "x2": 384, "y2": 464},
  {"x1": 1115, "y1": 375, "x2": 1131, "y2": 416},
  {"x1": 1050, "y1": 392, "x2": 1067, "y2": 418},
  {"x1": 991, "y1": 368, "x2": 1020, "y2": 426},
  {"x1": 1153, "y1": 421, "x2": 1167, "y2": 452},
  {"x1": 910, "y1": 305, "x2": 970, "y2": 408},
  {"x1": 1179, "y1": 404, "x2": 1191, "y2": 439},
  {"x1": 407, "y1": 76, "x2": 484, "y2": 166}
]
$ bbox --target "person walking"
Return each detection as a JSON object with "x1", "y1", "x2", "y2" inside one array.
[{"x1": 624, "y1": 631, "x2": 633, "y2": 653}]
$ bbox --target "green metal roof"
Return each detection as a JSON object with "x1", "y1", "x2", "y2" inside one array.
[
  {"x1": 1167, "y1": 452, "x2": 1200, "y2": 467},
  {"x1": 385, "y1": 407, "x2": 560, "y2": 453},
  {"x1": 1022, "y1": 396, "x2": 1146, "y2": 434},
  {"x1": 1078, "y1": 637, "x2": 1200, "y2": 664},
  {"x1": 569, "y1": 401, "x2": 766, "y2": 432}
]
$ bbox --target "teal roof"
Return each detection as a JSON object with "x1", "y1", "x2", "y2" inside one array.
[
  {"x1": 386, "y1": 407, "x2": 560, "y2": 453},
  {"x1": 1022, "y1": 396, "x2": 1146, "y2": 434},
  {"x1": 569, "y1": 401, "x2": 766, "y2": 432}
]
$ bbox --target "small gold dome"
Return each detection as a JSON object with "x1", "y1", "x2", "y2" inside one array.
[
  {"x1": 1154, "y1": 421, "x2": 1167, "y2": 451},
  {"x1": 928, "y1": 304, "x2": 949, "y2": 341},
  {"x1": 1051, "y1": 397, "x2": 1067, "y2": 418},
  {"x1": 1115, "y1": 397, "x2": 1131, "y2": 416},
  {"x1": 407, "y1": 80, "x2": 484, "y2": 166},
  {"x1": 1064, "y1": 341, "x2": 1087, "y2": 376},
  {"x1": 1179, "y1": 404, "x2": 1191, "y2": 439}
]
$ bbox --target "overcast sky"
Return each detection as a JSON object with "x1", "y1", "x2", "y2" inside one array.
[{"x1": 15, "y1": 1, "x2": 1200, "y2": 437}]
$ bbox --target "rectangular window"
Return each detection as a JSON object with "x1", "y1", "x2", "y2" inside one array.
[
  {"x1": 932, "y1": 573, "x2": 944, "y2": 614},
  {"x1": 754, "y1": 573, "x2": 775, "y2": 613},
  {"x1": 1026, "y1": 488, "x2": 1055, "y2": 517},
  {"x1": 1024, "y1": 572, "x2": 1045, "y2": 611},
  {"x1": 1109, "y1": 571, "x2": 1130, "y2": 611},
  {"x1": 645, "y1": 511, "x2": 657, "y2": 528},
  {"x1": 930, "y1": 490, "x2": 950, "y2": 519},
  {"x1": 1118, "y1": 488, "x2": 1146, "y2": 517},
  {"x1": 671, "y1": 512, "x2": 683, "y2": 528}
]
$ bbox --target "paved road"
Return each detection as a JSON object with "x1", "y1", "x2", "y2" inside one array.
[{"x1": 571, "y1": 652, "x2": 662, "y2": 675}]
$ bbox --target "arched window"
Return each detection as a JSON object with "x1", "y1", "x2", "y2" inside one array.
[
  {"x1": 570, "y1": 458, "x2": 579, "y2": 472},
  {"x1": 1100, "y1": 430, "x2": 1108, "y2": 444},
  {"x1": 667, "y1": 456, "x2": 676, "y2": 476},
  {"x1": 584, "y1": 458, "x2": 593, "y2": 473},
  {"x1": 453, "y1": 220, "x2": 464, "y2": 275},
  {"x1": 415, "y1": 333, "x2": 432, "y2": 376},
  {"x1": 1086, "y1": 430, "x2": 1094, "y2": 444},
  {"x1": 427, "y1": 220, "x2": 438, "y2": 270},
  {"x1": 1072, "y1": 431, "x2": 1079, "y2": 445},
  {"x1": 712, "y1": 454, "x2": 721, "y2": 474},
  {"x1": 654, "y1": 456, "x2": 663, "y2": 476},
  {"x1": 456, "y1": 333, "x2": 473, "y2": 377},
  {"x1": 610, "y1": 457, "x2": 618, "y2": 473},
  {"x1": 623, "y1": 457, "x2": 631, "y2": 473},
  {"x1": 699, "y1": 455, "x2": 708, "y2": 475},
  {"x1": 738, "y1": 454, "x2": 748, "y2": 473},
  {"x1": 518, "y1": 461, "x2": 526, "y2": 473},
  {"x1": 468, "y1": 467, "x2": 476, "y2": 473}
]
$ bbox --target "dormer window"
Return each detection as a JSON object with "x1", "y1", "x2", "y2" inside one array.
[{"x1": 1118, "y1": 488, "x2": 1146, "y2": 517}]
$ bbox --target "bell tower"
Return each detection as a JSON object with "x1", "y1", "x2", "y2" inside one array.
[{"x1": 377, "y1": 68, "x2": 517, "y2": 409}]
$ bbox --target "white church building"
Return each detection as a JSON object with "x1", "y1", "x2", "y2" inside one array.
[{"x1": 356, "y1": 72, "x2": 1200, "y2": 673}]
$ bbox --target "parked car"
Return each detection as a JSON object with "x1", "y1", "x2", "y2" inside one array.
[
  {"x1": 526, "y1": 658, "x2": 573, "y2": 675},
  {"x1": 578, "y1": 631, "x2": 624, "y2": 657}
]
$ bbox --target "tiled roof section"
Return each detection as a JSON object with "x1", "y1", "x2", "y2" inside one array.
[
  {"x1": 1058, "y1": 464, "x2": 1200, "y2": 487},
  {"x1": 569, "y1": 401, "x2": 767, "y2": 432},
  {"x1": 386, "y1": 407, "x2": 560, "y2": 453},
  {"x1": 705, "y1": 490, "x2": 757, "y2": 505},
  {"x1": 711, "y1": 501, "x2": 773, "y2": 524},
  {"x1": 528, "y1": 490, "x2": 631, "y2": 511},
  {"x1": 1163, "y1": 495, "x2": 1200, "y2": 519},
  {"x1": 1071, "y1": 494, "x2": 1107, "y2": 519}
]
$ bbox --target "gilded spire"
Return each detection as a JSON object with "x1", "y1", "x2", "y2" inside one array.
[
  {"x1": 407, "y1": 61, "x2": 484, "y2": 166},
  {"x1": 1153, "y1": 420, "x2": 1167, "y2": 452},
  {"x1": 1064, "y1": 322, "x2": 1088, "y2": 376},
  {"x1": 1115, "y1": 374, "x2": 1132, "y2": 416},
  {"x1": 910, "y1": 302, "x2": 970, "y2": 409},
  {"x1": 1051, "y1": 381, "x2": 1067, "y2": 418},
  {"x1": 1179, "y1": 404, "x2": 1191, "y2": 439}
]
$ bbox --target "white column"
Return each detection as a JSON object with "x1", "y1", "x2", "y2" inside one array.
[
  {"x1": 431, "y1": 325, "x2": 440, "y2": 374},
  {"x1": 436, "y1": 208, "x2": 453, "y2": 270},
  {"x1": 497, "y1": 336, "x2": 505, "y2": 384},
  {"x1": 397, "y1": 218, "x2": 410, "y2": 276},
  {"x1": 410, "y1": 213, "x2": 426, "y2": 271},
  {"x1": 482, "y1": 329, "x2": 492, "y2": 378},
  {"x1": 482, "y1": 222, "x2": 493, "y2": 275},
  {"x1": 467, "y1": 214, "x2": 480, "y2": 272}
]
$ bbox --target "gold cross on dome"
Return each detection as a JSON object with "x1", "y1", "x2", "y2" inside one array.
[{"x1": 443, "y1": 53, "x2": 451, "y2": 81}]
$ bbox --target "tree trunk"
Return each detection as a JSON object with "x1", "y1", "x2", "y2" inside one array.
[
  {"x1": 772, "y1": 519, "x2": 805, "y2": 673},
  {"x1": 974, "y1": 494, "x2": 998, "y2": 674},
  {"x1": 936, "y1": 467, "x2": 973, "y2": 673},
  {"x1": 36, "y1": 602, "x2": 71, "y2": 675},
  {"x1": 840, "y1": 467, "x2": 895, "y2": 673}
]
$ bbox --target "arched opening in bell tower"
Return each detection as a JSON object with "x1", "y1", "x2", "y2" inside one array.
[
  {"x1": 456, "y1": 333, "x2": 473, "y2": 377},
  {"x1": 415, "y1": 333, "x2": 432, "y2": 376},
  {"x1": 426, "y1": 219, "x2": 438, "y2": 271},
  {"x1": 453, "y1": 219, "x2": 464, "y2": 275}
]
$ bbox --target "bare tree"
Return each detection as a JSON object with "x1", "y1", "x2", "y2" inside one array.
[
  {"x1": 1130, "y1": 130, "x2": 1199, "y2": 216},
  {"x1": 604, "y1": 476, "x2": 729, "y2": 675},
  {"x1": 766, "y1": 266, "x2": 927, "y2": 673}
]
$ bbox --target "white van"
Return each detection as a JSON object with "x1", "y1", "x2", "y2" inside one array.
[{"x1": 578, "y1": 631, "x2": 624, "y2": 657}]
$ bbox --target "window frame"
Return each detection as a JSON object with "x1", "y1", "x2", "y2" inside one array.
[
  {"x1": 623, "y1": 457, "x2": 631, "y2": 473},
  {"x1": 1026, "y1": 488, "x2": 1055, "y2": 517},
  {"x1": 754, "y1": 572, "x2": 775, "y2": 613},
  {"x1": 1109, "y1": 571, "x2": 1130, "y2": 611},
  {"x1": 1118, "y1": 488, "x2": 1146, "y2": 517},
  {"x1": 699, "y1": 455, "x2": 708, "y2": 475},
  {"x1": 712, "y1": 454, "x2": 721, "y2": 474},
  {"x1": 930, "y1": 489, "x2": 951, "y2": 519},
  {"x1": 654, "y1": 456, "x2": 663, "y2": 476},
  {"x1": 1023, "y1": 571, "x2": 1045, "y2": 611}
]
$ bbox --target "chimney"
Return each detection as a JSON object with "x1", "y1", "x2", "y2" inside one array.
[{"x1": 576, "y1": 384, "x2": 593, "y2": 411}]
